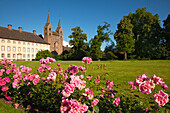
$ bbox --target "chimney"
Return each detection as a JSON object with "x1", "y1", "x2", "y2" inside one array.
[
  {"x1": 18, "y1": 27, "x2": 22, "y2": 32},
  {"x1": 8, "y1": 24, "x2": 12, "y2": 30},
  {"x1": 33, "y1": 30, "x2": 36, "y2": 35}
]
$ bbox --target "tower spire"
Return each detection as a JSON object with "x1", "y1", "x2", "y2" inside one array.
[
  {"x1": 47, "y1": 12, "x2": 50, "y2": 23},
  {"x1": 58, "y1": 18, "x2": 61, "y2": 27}
]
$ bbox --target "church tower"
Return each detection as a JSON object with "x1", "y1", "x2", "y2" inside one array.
[
  {"x1": 44, "y1": 13, "x2": 52, "y2": 43},
  {"x1": 44, "y1": 13, "x2": 63, "y2": 55}
]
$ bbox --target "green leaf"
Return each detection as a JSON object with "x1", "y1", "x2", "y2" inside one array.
[{"x1": 94, "y1": 105, "x2": 99, "y2": 113}]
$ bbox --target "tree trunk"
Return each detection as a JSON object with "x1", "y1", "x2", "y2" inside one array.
[{"x1": 124, "y1": 52, "x2": 127, "y2": 60}]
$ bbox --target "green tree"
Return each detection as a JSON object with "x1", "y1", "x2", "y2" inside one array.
[
  {"x1": 90, "y1": 22, "x2": 112, "y2": 60},
  {"x1": 163, "y1": 14, "x2": 170, "y2": 59},
  {"x1": 104, "y1": 42, "x2": 117, "y2": 60},
  {"x1": 114, "y1": 17, "x2": 135, "y2": 60},
  {"x1": 68, "y1": 26, "x2": 89, "y2": 60},
  {"x1": 127, "y1": 8, "x2": 162, "y2": 59},
  {"x1": 36, "y1": 50, "x2": 53, "y2": 60}
]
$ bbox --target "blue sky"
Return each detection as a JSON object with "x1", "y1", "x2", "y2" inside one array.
[{"x1": 0, "y1": 0, "x2": 170, "y2": 50}]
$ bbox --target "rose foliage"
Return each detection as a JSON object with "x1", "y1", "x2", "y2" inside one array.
[{"x1": 0, "y1": 57, "x2": 122, "y2": 113}]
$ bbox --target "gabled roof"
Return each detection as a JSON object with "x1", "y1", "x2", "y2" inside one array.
[{"x1": 0, "y1": 26, "x2": 50, "y2": 44}]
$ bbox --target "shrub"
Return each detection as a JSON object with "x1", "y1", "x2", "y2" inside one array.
[
  {"x1": 35, "y1": 50, "x2": 53, "y2": 60},
  {"x1": 0, "y1": 57, "x2": 169, "y2": 112}
]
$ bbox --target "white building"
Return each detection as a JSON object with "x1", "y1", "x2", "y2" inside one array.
[{"x1": 0, "y1": 25, "x2": 50, "y2": 61}]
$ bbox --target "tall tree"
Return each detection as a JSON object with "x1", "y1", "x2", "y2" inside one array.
[
  {"x1": 163, "y1": 14, "x2": 170, "y2": 59},
  {"x1": 114, "y1": 17, "x2": 135, "y2": 60},
  {"x1": 104, "y1": 42, "x2": 118, "y2": 60},
  {"x1": 127, "y1": 8, "x2": 162, "y2": 59},
  {"x1": 90, "y1": 22, "x2": 112, "y2": 60},
  {"x1": 68, "y1": 26, "x2": 89, "y2": 60}
]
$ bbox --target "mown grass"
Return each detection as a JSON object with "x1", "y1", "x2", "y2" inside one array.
[{"x1": 1, "y1": 60, "x2": 170, "y2": 112}]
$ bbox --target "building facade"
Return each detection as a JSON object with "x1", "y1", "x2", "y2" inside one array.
[
  {"x1": 0, "y1": 25, "x2": 50, "y2": 61},
  {"x1": 44, "y1": 13, "x2": 63, "y2": 55},
  {"x1": 0, "y1": 13, "x2": 63, "y2": 61}
]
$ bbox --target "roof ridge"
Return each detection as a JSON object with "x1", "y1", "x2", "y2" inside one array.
[{"x1": 0, "y1": 26, "x2": 38, "y2": 36}]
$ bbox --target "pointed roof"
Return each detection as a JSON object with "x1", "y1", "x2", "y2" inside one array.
[
  {"x1": 47, "y1": 13, "x2": 50, "y2": 23},
  {"x1": 58, "y1": 18, "x2": 61, "y2": 27}
]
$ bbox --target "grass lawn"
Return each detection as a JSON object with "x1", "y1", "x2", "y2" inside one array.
[{"x1": 1, "y1": 60, "x2": 170, "y2": 112}]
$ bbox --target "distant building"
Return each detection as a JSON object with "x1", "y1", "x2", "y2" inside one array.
[
  {"x1": 0, "y1": 13, "x2": 63, "y2": 61},
  {"x1": 44, "y1": 13, "x2": 63, "y2": 55}
]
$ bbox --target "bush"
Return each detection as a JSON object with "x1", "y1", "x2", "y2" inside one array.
[
  {"x1": 35, "y1": 50, "x2": 53, "y2": 60},
  {"x1": 0, "y1": 57, "x2": 169, "y2": 112}
]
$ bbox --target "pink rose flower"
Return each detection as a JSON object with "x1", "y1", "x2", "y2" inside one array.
[
  {"x1": 4, "y1": 77, "x2": 10, "y2": 83},
  {"x1": 62, "y1": 83, "x2": 75, "y2": 97},
  {"x1": 2, "y1": 86, "x2": 9, "y2": 91},
  {"x1": 139, "y1": 81, "x2": 151, "y2": 94},
  {"x1": 70, "y1": 75, "x2": 81, "y2": 88},
  {"x1": 152, "y1": 75, "x2": 164, "y2": 85},
  {"x1": 47, "y1": 72, "x2": 57, "y2": 81},
  {"x1": 131, "y1": 85, "x2": 137, "y2": 89},
  {"x1": 153, "y1": 90, "x2": 169, "y2": 107},
  {"x1": 57, "y1": 63, "x2": 61, "y2": 66},
  {"x1": 0, "y1": 79, "x2": 6, "y2": 86},
  {"x1": 92, "y1": 99, "x2": 99, "y2": 106},
  {"x1": 128, "y1": 82, "x2": 134, "y2": 85},
  {"x1": 14, "y1": 103, "x2": 20, "y2": 109},
  {"x1": 80, "y1": 104, "x2": 88, "y2": 113},
  {"x1": 82, "y1": 57, "x2": 92, "y2": 64},
  {"x1": 162, "y1": 84, "x2": 168, "y2": 90},
  {"x1": 6, "y1": 70, "x2": 11, "y2": 74},
  {"x1": 33, "y1": 78, "x2": 39, "y2": 85},
  {"x1": 112, "y1": 98, "x2": 120, "y2": 107}
]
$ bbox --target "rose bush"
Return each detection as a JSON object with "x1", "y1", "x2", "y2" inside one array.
[
  {"x1": 128, "y1": 74, "x2": 169, "y2": 112},
  {"x1": 0, "y1": 57, "x2": 122, "y2": 113}
]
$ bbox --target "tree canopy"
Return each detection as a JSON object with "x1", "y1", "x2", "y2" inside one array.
[
  {"x1": 114, "y1": 17, "x2": 135, "y2": 60},
  {"x1": 90, "y1": 22, "x2": 112, "y2": 60},
  {"x1": 68, "y1": 26, "x2": 89, "y2": 60}
]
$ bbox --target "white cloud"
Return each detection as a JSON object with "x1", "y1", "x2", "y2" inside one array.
[{"x1": 63, "y1": 40, "x2": 73, "y2": 47}]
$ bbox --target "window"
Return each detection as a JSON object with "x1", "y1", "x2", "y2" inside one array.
[
  {"x1": 13, "y1": 41, "x2": 16, "y2": 44},
  {"x1": 1, "y1": 46, "x2": 5, "y2": 51},
  {"x1": 27, "y1": 54, "x2": 30, "y2": 58},
  {"x1": 1, "y1": 39, "x2": 5, "y2": 43},
  {"x1": 13, "y1": 54, "x2": 16, "y2": 58},
  {"x1": 7, "y1": 54, "x2": 10, "y2": 58},
  {"x1": 23, "y1": 54, "x2": 25, "y2": 58},
  {"x1": 1, "y1": 53, "x2": 5, "y2": 58},
  {"x1": 7, "y1": 46, "x2": 11, "y2": 51},
  {"x1": 36, "y1": 43, "x2": 38, "y2": 46},
  {"x1": 32, "y1": 54, "x2": 34, "y2": 58},
  {"x1": 36, "y1": 48, "x2": 38, "y2": 53},
  {"x1": 7, "y1": 40, "x2": 11, "y2": 43},
  {"x1": 32, "y1": 48, "x2": 34, "y2": 52},
  {"x1": 49, "y1": 33, "x2": 51, "y2": 35},
  {"x1": 23, "y1": 47, "x2": 26, "y2": 52},
  {"x1": 32, "y1": 43, "x2": 34, "y2": 46},
  {"x1": 13, "y1": 47, "x2": 16, "y2": 51},
  {"x1": 18, "y1": 41, "x2": 21, "y2": 44},
  {"x1": 18, "y1": 47, "x2": 21, "y2": 52},
  {"x1": 23, "y1": 42, "x2": 26, "y2": 45},
  {"x1": 45, "y1": 33, "x2": 47, "y2": 35},
  {"x1": 49, "y1": 28, "x2": 51, "y2": 31},
  {"x1": 28, "y1": 42, "x2": 30, "y2": 45},
  {"x1": 45, "y1": 28, "x2": 47, "y2": 30},
  {"x1": 27, "y1": 48, "x2": 30, "y2": 52}
]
